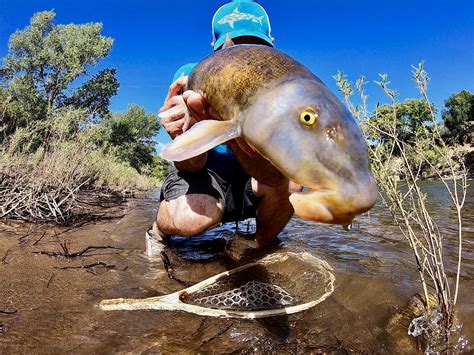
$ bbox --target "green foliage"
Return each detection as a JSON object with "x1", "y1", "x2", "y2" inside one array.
[
  {"x1": 1, "y1": 107, "x2": 158, "y2": 192},
  {"x1": 0, "y1": 10, "x2": 117, "y2": 141},
  {"x1": 89, "y1": 105, "x2": 160, "y2": 172},
  {"x1": 368, "y1": 99, "x2": 435, "y2": 147},
  {"x1": 442, "y1": 90, "x2": 474, "y2": 144},
  {"x1": 335, "y1": 66, "x2": 469, "y2": 351},
  {"x1": 2, "y1": 10, "x2": 113, "y2": 109},
  {"x1": 61, "y1": 68, "x2": 119, "y2": 122},
  {"x1": 0, "y1": 10, "x2": 160, "y2": 224},
  {"x1": 150, "y1": 155, "x2": 171, "y2": 181},
  {"x1": 7, "y1": 107, "x2": 86, "y2": 153}
]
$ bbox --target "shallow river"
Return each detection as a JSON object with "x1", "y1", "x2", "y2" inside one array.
[{"x1": 0, "y1": 181, "x2": 472, "y2": 353}]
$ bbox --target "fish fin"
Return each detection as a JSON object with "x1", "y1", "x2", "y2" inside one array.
[{"x1": 160, "y1": 120, "x2": 240, "y2": 162}]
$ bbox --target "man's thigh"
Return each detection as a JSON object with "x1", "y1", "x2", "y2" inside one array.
[{"x1": 159, "y1": 167, "x2": 259, "y2": 224}]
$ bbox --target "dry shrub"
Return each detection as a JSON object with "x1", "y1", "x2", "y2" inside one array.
[
  {"x1": 334, "y1": 63, "x2": 468, "y2": 352},
  {"x1": 0, "y1": 108, "x2": 158, "y2": 223}
]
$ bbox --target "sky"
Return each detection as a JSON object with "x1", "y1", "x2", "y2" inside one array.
[{"x1": 0, "y1": 0, "x2": 473, "y2": 149}]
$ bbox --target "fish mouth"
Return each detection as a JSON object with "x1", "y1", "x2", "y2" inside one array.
[{"x1": 289, "y1": 185, "x2": 377, "y2": 225}]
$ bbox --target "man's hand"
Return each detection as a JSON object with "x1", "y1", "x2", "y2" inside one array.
[
  {"x1": 158, "y1": 72, "x2": 285, "y2": 183},
  {"x1": 159, "y1": 75, "x2": 196, "y2": 138},
  {"x1": 159, "y1": 75, "x2": 211, "y2": 171},
  {"x1": 159, "y1": 74, "x2": 221, "y2": 138}
]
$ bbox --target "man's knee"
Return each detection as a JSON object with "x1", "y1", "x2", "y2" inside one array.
[{"x1": 157, "y1": 194, "x2": 223, "y2": 236}]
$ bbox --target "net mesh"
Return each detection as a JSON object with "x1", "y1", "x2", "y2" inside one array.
[
  {"x1": 185, "y1": 280, "x2": 295, "y2": 310},
  {"x1": 180, "y1": 253, "x2": 333, "y2": 312}
]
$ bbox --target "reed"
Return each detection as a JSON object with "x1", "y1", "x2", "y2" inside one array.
[{"x1": 334, "y1": 63, "x2": 468, "y2": 350}]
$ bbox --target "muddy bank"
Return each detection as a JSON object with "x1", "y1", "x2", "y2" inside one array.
[{"x1": 0, "y1": 185, "x2": 472, "y2": 353}]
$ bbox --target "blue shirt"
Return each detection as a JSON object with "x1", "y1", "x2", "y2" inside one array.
[{"x1": 172, "y1": 63, "x2": 242, "y2": 177}]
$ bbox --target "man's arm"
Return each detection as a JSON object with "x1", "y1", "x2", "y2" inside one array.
[{"x1": 159, "y1": 75, "x2": 207, "y2": 172}]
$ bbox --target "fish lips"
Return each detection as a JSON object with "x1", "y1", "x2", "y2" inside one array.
[{"x1": 289, "y1": 186, "x2": 377, "y2": 225}]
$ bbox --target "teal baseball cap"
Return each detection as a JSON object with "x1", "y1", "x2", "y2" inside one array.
[{"x1": 212, "y1": 0, "x2": 273, "y2": 51}]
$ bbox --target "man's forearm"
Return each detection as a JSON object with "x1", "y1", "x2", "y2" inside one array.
[{"x1": 174, "y1": 153, "x2": 208, "y2": 172}]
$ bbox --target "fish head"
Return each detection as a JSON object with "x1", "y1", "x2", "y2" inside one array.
[{"x1": 241, "y1": 77, "x2": 377, "y2": 225}]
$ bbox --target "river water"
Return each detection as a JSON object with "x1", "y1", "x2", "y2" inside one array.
[{"x1": 0, "y1": 181, "x2": 472, "y2": 353}]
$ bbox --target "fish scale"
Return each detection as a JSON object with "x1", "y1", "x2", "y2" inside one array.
[{"x1": 188, "y1": 45, "x2": 316, "y2": 119}]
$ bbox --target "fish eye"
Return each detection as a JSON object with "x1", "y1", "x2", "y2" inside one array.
[{"x1": 299, "y1": 109, "x2": 318, "y2": 126}]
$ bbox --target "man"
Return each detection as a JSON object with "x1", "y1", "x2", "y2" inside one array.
[{"x1": 147, "y1": 0, "x2": 300, "y2": 255}]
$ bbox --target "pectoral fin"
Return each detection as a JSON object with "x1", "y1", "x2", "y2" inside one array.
[{"x1": 160, "y1": 120, "x2": 240, "y2": 162}]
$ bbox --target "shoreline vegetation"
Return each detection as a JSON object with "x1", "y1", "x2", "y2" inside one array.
[
  {"x1": 334, "y1": 63, "x2": 471, "y2": 351},
  {"x1": 1, "y1": 11, "x2": 470, "y2": 226},
  {"x1": 0, "y1": 11, "x2": 169, "y2": 225}
]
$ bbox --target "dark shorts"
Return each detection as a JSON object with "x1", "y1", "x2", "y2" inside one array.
[{"x1": 159, "y1": 166, "x2": 259, "y2": 223}]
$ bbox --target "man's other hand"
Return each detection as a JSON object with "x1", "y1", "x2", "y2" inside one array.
[{"x1": 159, "y1": 75, "x2": 220, "y2": 139}]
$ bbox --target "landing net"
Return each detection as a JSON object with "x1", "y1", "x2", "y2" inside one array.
[{"x1": 100, "y1": 252, "x2": 335, "y2": 318}]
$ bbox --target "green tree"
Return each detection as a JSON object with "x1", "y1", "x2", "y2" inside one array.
[
  {"x1": 90, "y1": 105, "x2": 160, "y2": 172},
  {"x1": 369, "y1": 99, "x2": 435, "y2": 146},
  {"x1": 61, "y1": 69, "x2": 119, "y2": 123},
  {"x1": 442, "y1": 90, "x2": 474, "y2": 144},
  {"x1": 0, "y1": 10, "x2": 116, "y2": 137}
]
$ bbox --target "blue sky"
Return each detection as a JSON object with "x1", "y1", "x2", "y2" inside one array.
[{"x1": 1, "y1": 0, "x2": 473, "y2": 149}]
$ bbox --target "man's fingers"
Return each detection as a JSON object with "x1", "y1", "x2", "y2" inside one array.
[
  {"x1": 185, "y1": 91, "x2": 208, "y2": 120},
  {"x1": 181, "y1": 112, "x2": 192, "y2": 132},
  {"x1": 163, "y1": 115, "x2": 198, "y2": 138},
  {"x1": 182, "y1": 90, "x2": 195, "y2": 101},
  {"x1": 163, "y1": 119, "x2": 186, "y2": 135},
  {"x1": 160, "y1": 94, "x2": 186, "y2": 112},
  {"x1": 158, "y1": 104, "x2": 187, "y2": 120},
  {"x1": 164, "y1": 74, "x2": 188, "y2": 102}
]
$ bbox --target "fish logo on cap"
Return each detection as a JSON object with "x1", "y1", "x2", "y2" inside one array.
[{"x1": 217, "y1": 8, "x2": 264, "y2": 28}]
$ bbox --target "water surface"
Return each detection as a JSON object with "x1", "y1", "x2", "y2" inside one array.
[{"x1": 0, "y1": 180, "x2": 472, "y2": 353}]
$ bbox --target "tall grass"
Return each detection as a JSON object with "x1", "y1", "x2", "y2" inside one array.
[{"x1": 334, "y1": 63, "x2": 468, "y2": 351}]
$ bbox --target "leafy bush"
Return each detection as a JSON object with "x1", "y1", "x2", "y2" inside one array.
[
  {"x1": 442, "y1": 90, "x2": 474, "y2": 144},
  {"x1": 87, "y1": 105, "x2": 160, "y2": 173}
]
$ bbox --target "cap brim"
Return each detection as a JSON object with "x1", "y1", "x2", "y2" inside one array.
[{"x1": 213, "y1": 29, "x2": 273, "y2": 51}]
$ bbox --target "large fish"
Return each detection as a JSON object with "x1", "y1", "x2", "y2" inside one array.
[{"x1": 160, "y1": 45, "x2": 377, "y2": 225}]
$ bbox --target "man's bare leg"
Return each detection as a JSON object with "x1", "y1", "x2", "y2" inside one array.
[
  {"x1": 153, "y1": 194, "x2": 223, "y2": 238},
  {"x1": 252, "y1": 179, "x2": 302, "y2": 247}
]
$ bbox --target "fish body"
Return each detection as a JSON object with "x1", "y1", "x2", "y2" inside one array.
[{"x1": 160, "y1": 45, "x2": 377, "y2": 225}]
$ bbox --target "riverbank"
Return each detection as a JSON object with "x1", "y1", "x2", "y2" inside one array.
[{"x1": 0, "y1": 136, "x2": 161, "y2": 224}]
